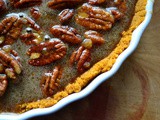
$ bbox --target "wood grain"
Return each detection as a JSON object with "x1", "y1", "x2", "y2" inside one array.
[{"x1": 30, "y1": 1, "x2": 160, "y2": 120}]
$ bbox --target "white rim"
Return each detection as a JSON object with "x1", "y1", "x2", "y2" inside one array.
[{"x1": 0, "y1": 0, "x2": 154, "y2": 119}]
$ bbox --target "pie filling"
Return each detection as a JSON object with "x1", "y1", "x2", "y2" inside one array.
[{"x1": 0, "y1": 0, "x2": 146, "y2": 113}]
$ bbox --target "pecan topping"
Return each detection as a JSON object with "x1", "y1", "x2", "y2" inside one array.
[
  {"x1": 70, "y1": 46, "x2": 91, "y2": 73},
  {"x1": 30, "y1": 7, "x2": 41, "y2": 20},
  {"x1": 88, "y1": 0, "x2": 106, "y2": 5},
  {"x1": 27, "y1": 38, "x2": 67, "y2": 66},
  {"x1": 58, "y1": 9, "x2": 74, "y2": 24},
  {"x1": 47, "y1": 0, "x2": 82, "y2": 9},
  {"x1": 0, "y1": 0, "x2": 6, "y2": 14},
  {"x1": 0, "y1": 45, "x2": 22, "y2": 82},
  {"x1": 0, "y1": 74, "x2": 8, "y2": 97},
  {"x1": 10, "y1": 0, "x2": 42, "y2": 8},
  {"x1": 50, "y1": 25, "x2": 82, "y2": 44},
  {"x1": 84, "y1": 30, "x2": 105, "y2": 45},
  {"x1": 76, "y1": 3, "x2": 115, "y2": 30},
  {"x1": 40, "y1": 66, "x2": 62, "y2": 97},
  {"x1": 0, "y1": 13, "x2": 40, "y2": 46}
]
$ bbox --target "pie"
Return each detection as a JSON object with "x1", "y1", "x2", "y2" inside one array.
[{"x1": 0, "y1": 0, "x2": 147, "y2": 113}]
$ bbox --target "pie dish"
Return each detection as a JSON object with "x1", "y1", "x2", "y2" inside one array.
[{"x1": 0, "y1": 0, "x2": 154, "y2": 119}]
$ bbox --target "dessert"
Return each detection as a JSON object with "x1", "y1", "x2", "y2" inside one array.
[{"x1": 0, "y1": 0, "x2": 147, "y2": 113}]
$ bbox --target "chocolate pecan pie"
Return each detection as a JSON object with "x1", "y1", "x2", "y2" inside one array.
[{"x1": 0, "y1": 0, "x2": 147, "y2": 113}]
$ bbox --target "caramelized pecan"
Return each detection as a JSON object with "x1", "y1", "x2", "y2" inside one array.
[
  {"x1": 0, "y1": 74, "x2": 8, "y2": 97},
  {"x1": 106, "y1": 7, "x2": 123, "y2": 20},
  {"x1": 50, "y1": 25, "x2": 82, "y2": 44},
  {"x1": 0, "y1": 46, "x2": 22, "y2": 81},
  {"x1": 0, "y1": 13, "x2": 41, "y2": 46},
  {"x1": 40, "y1": 66, "x2": 62, "y2": 97},
  {"x1": 0, "y1": 14, "x2": 23, "y2": 45},
  {"x1": 58, "y1": 9, "x2": 74, "y2": 24},
  {"x1": 27, "y1": 38, "x2": 67, "y2": 66},
  {"x1": 70, "y1": 46, "x2": 91, "y2": 73},
  {"x1": 0, "y1": 0, "x2": 6, "y2": 14},
  {"x1": 10, "y1": 0, "x2": 42, "y2": 8},
  {"x1": 47, "y1": 0, "x2": 82, "y2": 9},
  {"x1": 84, "y1": 30, "x2": 105, "y2": 45},
  {"x1": 30, "y1": 7, "x2": 41, "y2": 20},
  {"x1": 88, "y1": 0, "x2": 106, "y2": 5},
  {"x1": 76, "y1": 3, "x2": 114, "y2": 30}
]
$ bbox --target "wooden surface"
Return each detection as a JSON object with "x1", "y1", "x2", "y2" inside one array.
[{"x1": 30, "y1": 1, "x2": 160, "y2": 120}]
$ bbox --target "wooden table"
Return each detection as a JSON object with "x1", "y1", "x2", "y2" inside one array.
[{"x1": 31, "y1": 1, "x2": 160, "y2": 120}]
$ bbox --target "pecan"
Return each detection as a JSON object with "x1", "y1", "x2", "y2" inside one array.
[
  {"x1": 76, "y1": 3, "x2": 115, "y2": 30},
  {"x1": 70, "y1": 46, "x2": 91, "y2": 72},
  {"x1": 0, "y1": 13, "x2": 40, "y2": 46},
  {"x1": 58, "y1": 9, "x2": 74, "y2": 24},
  {"x1": 88, "y1": 0, "x2": 106, "y2": 5},
  {"x1": 10, "y1": 0, "x2": 42, "y2": 8},
  {"x1": 47, "y1": 0, "x2": 83, "y2": 9},
  {"x1": 0, "y1": 48, "x2": 22, "y2": 74},
  {"x1": 27, "y1": 38, "x2": 67, "y2": 66},
  {"x1": 40, "y1": 66, "x2": 62, "y2": 97},
  {"x1": 20, "y1": 28, "x2": 42, "y2": 45},
  {"x1": 0, "y1": 14, "x2": 23, "y2": 45},
  {"x1": 0, "y1": 0, "x2": 6, "y2": 14},
  {"x1": 23, "y1": 15, "x2": 41, "y2": 31},
  {"x1": 0, "y1": 46, "x2": 22, "y2": 81},
  {"x1": 30, "y1": 7, "x2": 41, "y2": 20},
  {"x1": 84, "y1": 30, "x2": 105, "y2": 45},
  {"x1": 50, "y1": 25, "x2": 82, "y2": 44},
  {"x1": 0, "y1": 74, "x2": 8, "y2": 97},
  {"x1": 106, "y1": 7, "x2": 123, "y2": 20}
]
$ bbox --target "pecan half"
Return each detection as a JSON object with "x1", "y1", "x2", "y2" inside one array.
[
  {"x1": 10, "y1": 0, "x2": 42, "y2": 8},
  {"x1": 76, "y1": 3, "x2": 115, "y2": 30},
  {"x1": 40, "y1": 66, "x2": 62, "y2": 97},
  {"x1": 58, "y1": 9, "x2": 74, "y2": 24},
  {"x1": 27, "y1": 38, "x2": 67, "y2": 66},
  {"x1": 0, "y1": 13, "x2": 40, "y2": 46},
  {"x1": 84, "y1": 30, "x2": 105, "y2": 45},
  {"x1": 88, "y1": 0, "x2": 106, "y2": 5},
  {"x1": 0, "y1": 14, "x2": 23, "y2": 45},
  {"x1": 0, "y1": 46, "x2": 22, "y2": 81},
  {"x1": 0, "y1": 0, "x2": 6, "y2": 14},
  {"x1": 106, "y1": 7, "x2": 123, "y2": 20},
  {"x1": 30, "y1": 7, "x2": 41, "y2": 20},
  {"x1": 0, "y1": 74, "x2": 8, "y2": 97},
  {"x1": 50, "y1": 25, "x2": 82, "y2": 44},
  {"x1": 70, "y1": 46, "x2": 91, "y2": 73},
  {"x1": 47, "y1": 0, "x2": 83, "y2": 9}
]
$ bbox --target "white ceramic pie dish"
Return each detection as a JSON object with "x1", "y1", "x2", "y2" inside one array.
[{"x1": 0, "y1": 0, "x2": 154, "y2": 119}]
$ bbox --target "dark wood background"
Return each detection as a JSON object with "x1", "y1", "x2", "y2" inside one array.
[{"x1": 30, "y1": 1, "x2": 160, "y2": 120}]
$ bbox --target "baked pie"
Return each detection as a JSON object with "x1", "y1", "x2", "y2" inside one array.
[{"x1": 0, "y1": 0, "x2": 147, "y2": 113}]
